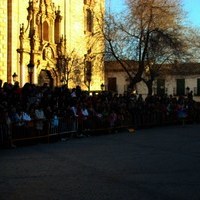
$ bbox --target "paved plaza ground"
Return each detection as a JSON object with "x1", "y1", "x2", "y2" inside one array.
[{"x1": 0, "y1": 124, "x2": 200, "y2": 200}]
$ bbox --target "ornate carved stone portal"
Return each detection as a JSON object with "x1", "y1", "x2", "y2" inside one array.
[{"x1": 17, "y1": 0, "x2": 65, "y2": 86}]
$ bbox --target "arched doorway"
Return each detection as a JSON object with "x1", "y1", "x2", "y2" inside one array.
[{"x1": 38, "y1": 70, "x2": 53, "y2": 87}]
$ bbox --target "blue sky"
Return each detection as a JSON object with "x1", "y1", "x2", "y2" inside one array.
[
  {"x1": 182, "y1": 0, "x2": 200, "y2": 27},
  {"x1": 108, "y1": 0, "x2": 200, "y2": 28}
]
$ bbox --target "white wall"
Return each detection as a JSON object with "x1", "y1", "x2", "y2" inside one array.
[{"x1": 106, "y1": 70, "x2": 200, "y2": 101}]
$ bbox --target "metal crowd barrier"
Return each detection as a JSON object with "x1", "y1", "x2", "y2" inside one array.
[
  {"x1": 130, "y1": 108, "x2": 199, "y2": 128},
  {"x1": 11, "y1": 117, "x2": 78, "y2": 145},
  {"x1": 10, "y1": 114, "x2": 132, "y2": 146},
  {"x1": 1, "y1": 108, "x2": 200, "y2": 148},
  {"x1": 49, "y1": 117, "x2": 78, "y2": 137},
  {"x1": 78, "y1": 114, "x2": 133, "y2": 134}
]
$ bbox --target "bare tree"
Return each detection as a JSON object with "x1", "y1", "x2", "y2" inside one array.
[
  {"x1": 104, "y1": 0, "x2": 189, "y2": 95},
  {"x1": 183, "y1": 27, "x2": 200, "y2": 62},
  {"x1": 56, "y1": 42, "x2": 83, "y2": 88}
]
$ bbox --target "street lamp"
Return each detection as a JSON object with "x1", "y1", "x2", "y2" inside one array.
[
  {"x1": 27, "y1": 62, "x2": 34, "y2": 84},
  {"x1": 100, "y1": 83, "x2": 105, "y2": 91},
  {"x1": 12, "y1": 72, "x2": 18, "y2": 83}
]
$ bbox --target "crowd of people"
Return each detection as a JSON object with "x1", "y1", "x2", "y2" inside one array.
[{"x1": 1, "y1": 79, "x2": 200, "y2": 147}]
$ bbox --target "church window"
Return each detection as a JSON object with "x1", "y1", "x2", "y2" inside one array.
[
  {"x1": 86, "y1": 9, "x2": 93, "y2": 32},
  {"x1": 43, "y1": 21, "x2": 49, "y2": 41},
  {"x1": 85, "y1": 61, "x2": 92, "y2": 82}
]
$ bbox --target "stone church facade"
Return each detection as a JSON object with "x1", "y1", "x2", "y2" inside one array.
[{"x1": 0, "y1": 0, "x2": 105, "y2": 90}]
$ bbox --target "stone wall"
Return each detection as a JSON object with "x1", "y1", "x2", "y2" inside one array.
[{"x1": 0, "y1": 0, "x2": 7, "y2": 82}]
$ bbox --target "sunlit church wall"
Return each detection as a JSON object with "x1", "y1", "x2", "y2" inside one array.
[{"x1": 0, "y1": 0, "x2": 105, "y2": 91}]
